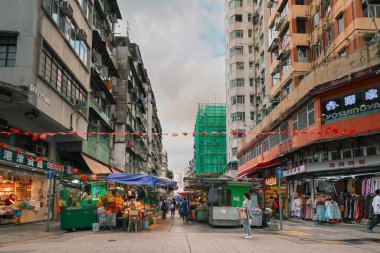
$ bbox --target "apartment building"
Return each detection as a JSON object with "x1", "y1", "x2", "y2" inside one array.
[
  {"x1": 114, "y1": 37, "x2": 164, "y2": 175},
  {"x1": 0, "y1": 0, "x2": 108, "y2": 222},
  {"x1": 237, "y1": 0, "x2": 380, "y2": 219},
  {"x1": 224, "y1": 0, "x2": 271, "y2": 170}
]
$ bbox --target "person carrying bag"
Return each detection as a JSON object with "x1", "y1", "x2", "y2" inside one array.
[{"x1": 240, "y1": 192, "x2": 253, "y2": 239}]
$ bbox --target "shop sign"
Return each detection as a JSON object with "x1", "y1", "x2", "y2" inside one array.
[
  {"x1": 284, "y1": 165, "x2": 306, "y2": 177},
  {"x1": 306, "y1": 155, "x2": 379, "y2": 173},
  {"x1": 321, "y1": 85, "x2": 380, "y2": 124},
  {"x1": 264, "y1": 177, "x2": 277, "y2": 186},
  {"x1": 0, "y1": 147, "x2": 64, "y2": 173}
]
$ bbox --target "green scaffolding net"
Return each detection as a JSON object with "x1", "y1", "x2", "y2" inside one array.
[{"x1": 194, "y1": 104, "x2": 226, "y2": 177}]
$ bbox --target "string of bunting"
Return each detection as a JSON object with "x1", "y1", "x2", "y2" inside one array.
[{"x1": 0, "y1": 127, "x2": 357, "y2": 141}]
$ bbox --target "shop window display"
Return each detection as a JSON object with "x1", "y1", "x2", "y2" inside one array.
[{"x1": 0, "y1": 172, "x2": 47, "y2": 224}]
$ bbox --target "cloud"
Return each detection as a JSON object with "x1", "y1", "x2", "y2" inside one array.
[{"x1": 117, "y1": 0, "x2": 225, "y2": 171}]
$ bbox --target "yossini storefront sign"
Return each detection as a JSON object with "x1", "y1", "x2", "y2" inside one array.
[
  {"x1": 322, "y1": 85, "x2": 380, "y2": 123},
  {"x1": 0, "y1": 147, "x2": 64, "y2": 173}
]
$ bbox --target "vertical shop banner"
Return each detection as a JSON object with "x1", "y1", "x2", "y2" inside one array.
[{"x1": 0, "y1": 147, "x2": 64, "y2": 174}]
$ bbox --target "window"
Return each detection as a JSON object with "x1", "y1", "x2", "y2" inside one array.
[
  {"x1": 270, "y1": 130, "x2": 280, "y2": 148},
  {"x1": 367, "y1": 146, "x2": 377, "y2": 156},
  {"x1": 279, "y1": 122, "x2": 289, "y2": 142},
  {"x1": 250, "y1": 111, "x2": 255, "y2": 120},
  {"x1": 230, "y1": 46, "x2": 243, "y2": 56},
  {"x1": 229, "y1": 0, "x2": 243, "y2": 9},
  {"x1": 248, "y1": 29, "x2": 253, "y2": 37},
  {"x1": 0, "y1": 36, "x2": 17, "y2": 67},
  {"x1": 280, "y1": 2, "x2": 289, "y2": 18},
  {"x1": 272, "y1": 71, "x2": 280, "y2": 86},
  {"x1": 314, "y1": 11, "x2": 320, "y2": 27},
  {"x1": 283, "y1": 82, "x2": 292, "y2": 97},
  {"x1": 231, "y1": 95, "x2": 245, "y2": 104},
  {"x1": 282, "y1": 56, "x2": 291, "y2": 74},
  {"x1": 314, "y1": 41, "x2": 321, "y2": 58},
  {"x1": 297, "y1": 46, "x2": 308, "y2": 62},
  {"x1": 263, "y1": 137, "x2": 270, "y2": 152},
  {"x1": 296, "y1": 0, "x2": 305, "y2": 4},
  {"x1": 342, "y1": 150, "x2": 353, "y2": 159},
  {"x1": 281, "y1": 28, "x2": 290, "y2": 49},
  {"x1": 231, "y1": 78, "x2": 245, "y2": 87},
  {"x1": 230, "y1": 30, "x2": 243, "y2": 39},
  {"x1": 324, "y1": 0, "x2": 331, "y2": 14},
  {"x1": 362, "y1": 2, "x2": 380, "y2": 18},
  {"x1": 250, "y1": 94, "x2": 255, "y2": 103},
  {"x1": 249, "y1": 61, "x2": 254, "y2": 69},
  {"x1": 231, "y1": 112, "x2": 245, "y2": 121},
  {"x1": 230, "y1": 14, "x2": 243, "y2": 23},
  {"x1": 249, "y1": 46, "x2": 253, "y2": 53},
  {"x1": 235, "y1": 62, "x2": 244, "y2": 70},
  {"x1": 40, "y1": 47, "x2": 87, "y2": 105},
  {"x1": 232, "y1": 129, "x2": 245, "y2": 139},
  {"x1": 327, "y1": 27, "x2": 332, "y2": 46},
  {"x1": 248, "y1": 13, "x2": 253, "y2": 22},
  {"x1": 337, "y1": 13, "x2": 344, "y2": 34},
  {"x1": 250, "y1": 78, "x2": 254, "y2": 86},
  {"x1": 296, "y1": 19, "x2": 307, "y2": 33},
  {"x1": 43, "y1": 0, "x2": 89, "y2": 66},
  {"x1": 271, "y1": 51, "x2": 278, "y2": 62},
  {"x1": 232, "y1": 148, "x2": 238, "y2": 157},
  {"x1": 292, "y1": 103, "x2": 315, "y2": 131}
]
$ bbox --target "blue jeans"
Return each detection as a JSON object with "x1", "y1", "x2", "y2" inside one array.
[{"x1": 242, "y1": 219, "x2": 252, "y2": 236}]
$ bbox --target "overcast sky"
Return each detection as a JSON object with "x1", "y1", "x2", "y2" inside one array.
[{"x1": 117, "y1": 1, "x2": 226, "y2": 172}]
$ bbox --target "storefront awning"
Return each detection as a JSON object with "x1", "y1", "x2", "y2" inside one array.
[
  {"x1": 238, "y1": 158, "x2": 286, "y2": 178},
  {"x1": 81, "y1": 153, "x2": 111, "y2": 174},
  {"x1": 106, "y1": 173, "x2": 177, "y2": 188}
]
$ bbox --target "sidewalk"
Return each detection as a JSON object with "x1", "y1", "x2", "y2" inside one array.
[
  {"x1": 276, "y1": 220, "x2": 380, "y2": 243},
  {"x1": 0, "y1": 221, "x2": 65, "y2": 245}
]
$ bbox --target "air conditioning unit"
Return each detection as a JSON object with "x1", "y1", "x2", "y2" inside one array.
[
  {"x1": 92, "y1": 51, "x2": 102, "y2": 66},
  {"x1": 59, "y1": 1, "x2": 73, "y2": 18},
  {"x1": 75, "y1": 99, "x2": 86, "y2": 109},
  {"x1": 267, "y1": 0, "x2": 275, "y2": 8},
  {"x1": 105, "y1": 32, "x2": 113, "y2": 42},
  {"x1": 75, "y1": 29, "x2": 87, "y2": 41},
  {"x1": 272, "y1": 97, "x2": 281, "y2": 104},
  {"x1": 36, "y1": 145, "x2": 47, "y2": 156},
  {"x1": 99, "y1": 65, "x2": 109, "y2": 78},
  {"x1": 108, "y1": 13, "x2": 118, "y2": 23}
]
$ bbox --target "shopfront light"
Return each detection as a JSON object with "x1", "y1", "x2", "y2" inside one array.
[{"x1": 72, "y1": 179, "x2": 80, "y2": 184}]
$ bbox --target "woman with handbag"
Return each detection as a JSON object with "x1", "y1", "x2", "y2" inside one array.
[{"x1": 241, "y1": 192, "x2": 253, "y2": 239}]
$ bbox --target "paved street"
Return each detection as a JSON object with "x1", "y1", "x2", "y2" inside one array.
[{"x1": 0, "y1": 216, "x2": 379, "y2": 253}]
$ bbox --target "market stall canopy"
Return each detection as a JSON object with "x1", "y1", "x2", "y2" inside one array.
[
  {"x1": 81, "y1": 153, "x2": 112, "y2": 174},
  {"x1": 105, "y1": 173, "x2": 177, "y2": 188}
]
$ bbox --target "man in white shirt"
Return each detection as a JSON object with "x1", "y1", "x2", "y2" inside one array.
[{"x1": 368, "y1": 189, "x2": 380, "y2": 233}]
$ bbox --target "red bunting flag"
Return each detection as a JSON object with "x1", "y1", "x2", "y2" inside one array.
[
  {"x1": 9, "y1": 128, "x2": 21, "y2": 134},
  {"x1": 81, "y1": 174, "x2": 88, "y2": 181},
  {"x1": 91, "y1": 174, "x2": 97, "y2": 180},
  {"x1": 39, "y1": 134, "x2": 47, "y2": 139},
  {"x1": 72, "y1": 168, "x2": 79, "y2": 174},
  {"x1": 32, "y1": 133, "x2": 38, "y2": 141},
  {"x1": 35, "y1": 157, "x2": 43, "y2": 162},
  {"x1": 182, "y1": 133, "x2": 188, "y2": 136}
]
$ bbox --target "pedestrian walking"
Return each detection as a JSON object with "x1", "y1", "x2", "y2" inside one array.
[
  {"x1": 368, "y1": 189, "x2": 380, "y2": 233},
  {"x1": 161, "y1": 198, "x2": 168, "y2": 220},
  {"x1": 180, "y1": 198, "x2": 189, "y2": 222},
  {"x1": 170, "y1": 198, "x2": 176, "y2": 218},
  {"x1": 241, "y1": 192, "x2": 253, "y2": 239}
]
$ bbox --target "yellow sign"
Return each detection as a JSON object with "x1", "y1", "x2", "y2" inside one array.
[{"x1": 264, "y1": 177, "x2": 277, "y2": 186}]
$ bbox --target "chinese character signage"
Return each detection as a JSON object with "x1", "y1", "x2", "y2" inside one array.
[
  {"x1": 0, "y1": 147, "x2": 64, "y2": 173},
  {"x1": 321, "y1": 85, "x2": 380, "y2": 124},
  {"x1": 264, "y1": 177, "x2": 277, "y2": 186}
]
